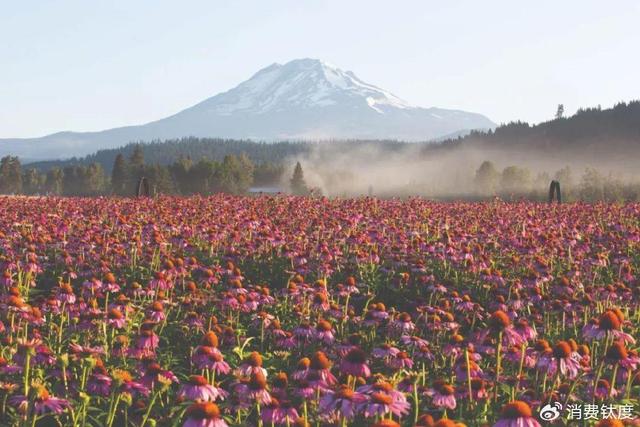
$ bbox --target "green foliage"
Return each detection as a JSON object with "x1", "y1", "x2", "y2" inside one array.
[
  {"x1": 0, "y1": 155, "x2": 22, "y2": 194},
  {"x1": 500, "y1": 165, "x2": 531, "y2": 194},
  {"x1": 62, "y1": 163, "x2": 106, "y2": 196},
  {"x1": 128, "y1": 145, "x2": 145, "y2": 192},
  {"x1": 111, "y1": 153, "x2": 129, "y2": 195},
  {"x1": 474, "y1": 160, "x2": 499, "y2": 195},
  {"x1": 290, "y1": 161, "x2": 307, "y2": 195},
  {"x1": 22, "y1": 168, "x2": 43, "y2": 195},
  {"x1": 45, "y1": 168, "x2": 64, "y2": 195}
]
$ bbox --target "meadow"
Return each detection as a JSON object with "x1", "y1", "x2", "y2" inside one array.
[{"x1": 0, "y1": 195, "x2": 638, "y2": 426}]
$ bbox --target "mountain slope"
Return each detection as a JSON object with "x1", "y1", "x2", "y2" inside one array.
[{"x1": 0, "y1": 58, "x2": 495, "y2": 160}]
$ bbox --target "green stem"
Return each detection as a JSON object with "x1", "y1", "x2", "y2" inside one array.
[
  {"x1": 494, "y1": 331, "x2": 502, "y2": 402},
  {"x1": 23, "y1": 353, "x2": 31, "y2": 396},
  {"x1": 609, "y1": 364, "x2": 618, "y2": 399}
]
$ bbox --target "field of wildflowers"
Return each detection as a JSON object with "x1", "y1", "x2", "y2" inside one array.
[{"x1": 0, "y1": 195, "x2": 638, "y2": 426}]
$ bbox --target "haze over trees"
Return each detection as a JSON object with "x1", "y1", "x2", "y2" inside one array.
[
  {"x1": 1, "y1": 100, "x2": 639, "y2": 200},
  {"x1": 290, "y1": 162, "x2": 308, "y2": 195}
]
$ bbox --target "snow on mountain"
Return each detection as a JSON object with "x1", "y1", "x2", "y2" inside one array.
[
  {"x1": 0, "y1": 58, "x2": 495, "y2": 160},
  {"x1": 201, "y1": 59, "x2": 412, "y2": 115}
]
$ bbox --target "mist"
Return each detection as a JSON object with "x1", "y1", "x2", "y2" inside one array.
[{"x1": 281, "y1": 140, "x2": 640, "y2": 200}]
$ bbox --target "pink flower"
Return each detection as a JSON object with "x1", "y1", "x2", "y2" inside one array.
[
  {"x1": 10, "y1": 388, "x2": 71, "y2": 415},
  {"x1": 493, "y1": 401, "x2": 540, "y2": 427},
  {"x1": 340, "y1": 348, "x2": 371, "y2": 378},
  {"x1": 359, "y1": 391, "x2": 410, "y2": 418},
  {"x1": 178, "y1": 375, "x2": 227, "y2": 402},
  {"x1": 319, "y1": 385, "x2": 367, "y2": 420},
  {"x1": 425, "y1": 380, "x2": 457, "y2": 410},
  {"x1": 183, "y1": 402, "x2": 228, "y2": 427}
]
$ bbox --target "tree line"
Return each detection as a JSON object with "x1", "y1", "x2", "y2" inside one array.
[
  {"x1": 474, "y1": 161, "x2": 640, "y2": 202},
  {"x1": 0, "y1": 146, "x2": 269, "y2": 196}
]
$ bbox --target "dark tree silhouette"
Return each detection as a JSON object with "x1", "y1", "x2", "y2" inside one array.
[
  {"x1": 111, "y1": 153, "x2": 128, "y2": 195},
  {"x1": 290, "y1": 162, "x2": 308, "y2": 195}
]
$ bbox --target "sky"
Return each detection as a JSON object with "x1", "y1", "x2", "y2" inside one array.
[{"x1": 1, "y1": 0, "x2": 639, "y2": 138}]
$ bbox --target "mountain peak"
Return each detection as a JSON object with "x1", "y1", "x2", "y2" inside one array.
[
  {"x1": 199, "y1": 58, "x2": 412, "y2": 116},
  {"x1": 0, "y1": 59, "x2": 495, "y2": 160}
]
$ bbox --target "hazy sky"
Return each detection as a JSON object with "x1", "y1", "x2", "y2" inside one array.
[{"x1": 1, "y1": 0, "x2": 639, "y2": 138}]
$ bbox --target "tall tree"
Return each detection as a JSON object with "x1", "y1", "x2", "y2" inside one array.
[
  {"x1": 128, "y1": 145, "x2": 145, "y2": 192},
  {"x1": 111, "y1": 153, "x2": 129, "y2": 195},
  {"x1": 0, "y1": 156, "x2": 23, "y2": 194},
  {"x1": 474, "y1": 161, "x2": 498, "y2": 195},
  {"x1": 85, "y1": 163, "x2": 106, "y2": 194},
  {"x1": 555, "y1": 104, "x2": 564, "y2": 119},
  {"x1": 144, "y1": 164, "x2": 175, "y2": 195},
  {"x1": 168, "y1": 157, "x2": 193, "y2": 194},
  {"x1": 290, "y1": 161, "x2": 307, "y2": 195},
  {"x1": 22, "y1": 168, "x2": 42, "y2": 195},
  {"x1": 45, "y1": 168, "x2": 64, "y2": 195}
]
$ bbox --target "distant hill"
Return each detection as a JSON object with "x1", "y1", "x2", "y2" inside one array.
[
  {"x1": 26, "y1": 101, "x2": 640, "y2": 176},
  {"x1": 0, "y1": 58, "x2": 494, "y2": 161},
  {"x1": 425, "y1": 100, "x2": 640, "y2": 171}
]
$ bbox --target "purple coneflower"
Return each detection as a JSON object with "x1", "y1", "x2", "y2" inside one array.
[
  {"x1": 360, "y1": 391, "x2": 410, "y2": 418},
  {"x1": 238, "y1": 352, "x2": 268, "y2": 378},
  {"x1": 107, "y1": 308, "x2": 126, "y2": 328},
  {"x1": 261, "y1": 397, "x2": 299, "y2": 425},
  {"x1": 310, "y1": 351, "x2": 337, "y2": 385},
  {"x1": 10, "y1": 386, "x2": 71, "y2": 415},
  {"x1": 319, "y1": 385, "x2": 367, "y2": 420},
  {"x1": 583, "y1": 310, "x2": 635, "y2": 344},
  {"x1": 493, "y1": 401, "x2": 540, "y2": 427},
  {"x1": 340, "y1": 348, "x2": 371, "y2": 378},
  {"x1": 140, "y1": 362, "x2": 179, "y2": 389},
  {"x1": 314, "y1": 320, "x2": 335, "y2": 344},
  {"x1": 178, "y1": 375, "x2": 227, "y2": 402},
  {"x1": 183, "y1": 402, "x2": 228, "y2": 427},
  {"x1": 425, "y1": 380, "x2": 457, "y2": 410}
]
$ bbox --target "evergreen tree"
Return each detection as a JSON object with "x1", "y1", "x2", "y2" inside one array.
[
  {"x1": 111, "y1": 153, "x2": 129, "y2": 195},
  {"x1": 85, "y1": 163, "x2": 106, "y2": 194},
  {"x1": 128, "y1": 145, "x2": 145, "y2": 192},
  {"x1": 191, "y1": 159, "x2": 218, "y2": 194},
  {"x1": 62, "y1": 166, "x2": 80, "y2": 195},
  {"x1": 290, "y1": 161, "x2": 307, "y2": 195},
  {"x1": 0, "y1": 156, "x2": 23, "y2": 194},
  {"x1": 168, "y1": 157, "x2": 193, "y2": 194},
  {"x1": 144, "y1": 164, "x2": 175, "y2": 195},
  {"x1": 130, "y1": 145, "x2": 144, "y2": 169},
  {"x1": 45, "y1": 168, "x2": 64, "y2": 195},
  {"x1": 555, "y1": 104, "x2": 564, "y2": 119},
  {"x1": 22, "y1": 168, "x2": 42, "y2": 195},
  {"x1": 236, "y1": 153, "x2": 254, "y2": 192}
]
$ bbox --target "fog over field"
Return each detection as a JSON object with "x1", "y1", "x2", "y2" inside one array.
[{"x1": 285, "y1": 138, "x2": 640, "y2": 199}]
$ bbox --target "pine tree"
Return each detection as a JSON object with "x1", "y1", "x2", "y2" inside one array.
[
  {"x1": 22, "y1": 168, "x2": 42, "y2": 195},
  {"x1": 168, "y1": 157, "x2": 193, "y2": 194},
  {"x1": 0, "y1": 156, "x2": 22, "y2": 194},
  {"x1": 128, "y1": 145, "x2": 145, "y2": 192},
  {"x1": 111, "y1": 154, "x2": 129, "y2": 195},
  {"x1": 86, "y1": 163, "x2": 106, "y2": 194},
  {"x1": 290, "y1": 162, "x2": 307, "y2": 195},
  {"x1": 45, "y1": 168, "x2": 64, "y2": 195}
]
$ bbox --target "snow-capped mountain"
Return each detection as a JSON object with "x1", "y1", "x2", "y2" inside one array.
[
  {"x1": 0, "y1": 58, "x2": 495, "y2": 160},
  {"x1": 201, "y1": 59, "x2": 412, "y2": 115}
]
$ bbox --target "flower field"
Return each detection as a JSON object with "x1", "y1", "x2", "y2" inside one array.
[{"x1": 0, "y1": 195, "x2": 638, "y2": 426}]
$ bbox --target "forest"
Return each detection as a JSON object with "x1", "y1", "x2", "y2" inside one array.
[{"x1": 1, "y1": 100, "x2": 639, "y2": 200}]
